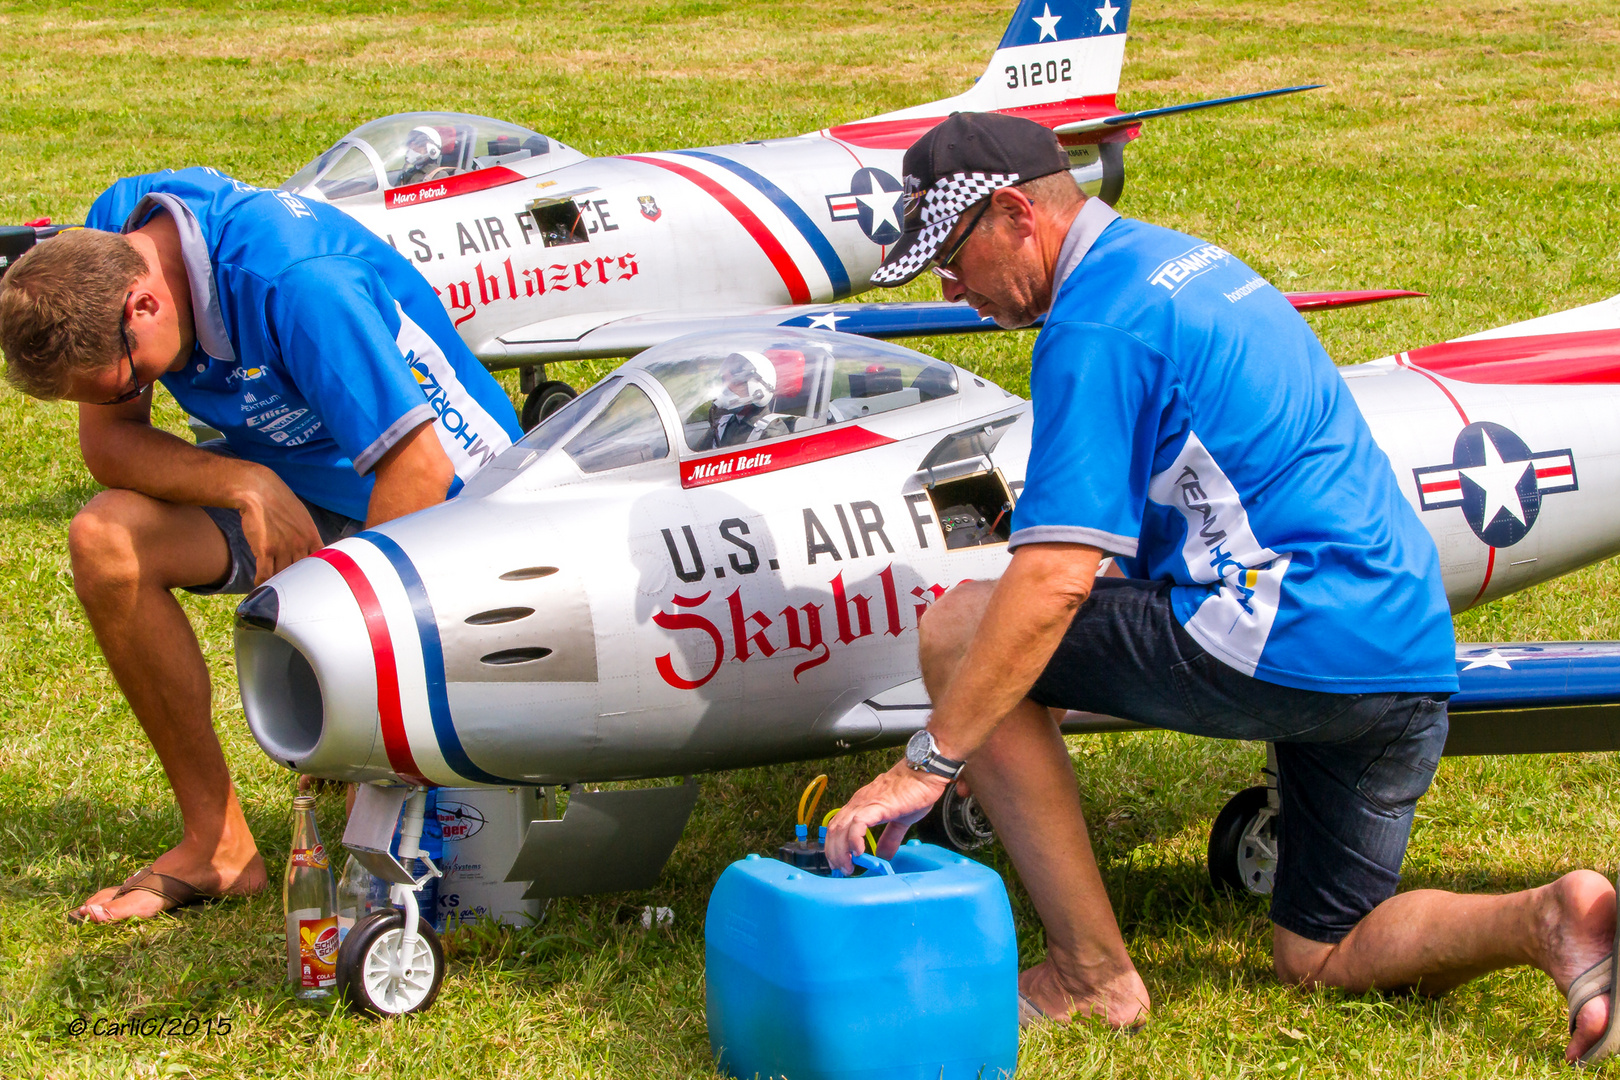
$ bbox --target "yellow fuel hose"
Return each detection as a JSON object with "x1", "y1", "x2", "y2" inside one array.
[{"x1": 797, "y1": 774, "x2": 828, "y2": 827}]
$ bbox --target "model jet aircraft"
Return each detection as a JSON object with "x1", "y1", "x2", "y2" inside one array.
[
  {"x1": 237, "y1": 288, "x2": 1620, "y2": 920},
  {"x1": 261, "y1": 0, "x2": 1397, "y2": 426},
  {"x1": 0, "y1": 0, "x2": 1413, "y2": 432}
]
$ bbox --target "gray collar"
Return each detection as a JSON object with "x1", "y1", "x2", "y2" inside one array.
[
  {"x1": 1052, "y1": 197, "x2": 1121, "y2": 299},
  {"x1": 122, "y1": 193, "x2": 237, "y2": 363}
]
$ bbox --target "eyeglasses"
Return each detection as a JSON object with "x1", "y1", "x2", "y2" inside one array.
[
  {"x1": 97, "y1": 292, "x2": 146, "y2": 406},
  {"x1": 930, "y1": 199, "x2": 994, "y2": 283}
]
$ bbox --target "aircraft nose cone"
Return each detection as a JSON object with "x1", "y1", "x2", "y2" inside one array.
[{"x1": 235, "y1": 584, "x2": 279, "y2": 631}]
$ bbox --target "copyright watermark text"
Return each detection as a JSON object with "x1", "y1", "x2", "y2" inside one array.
[{"x1": 66, "y1": 1015, "x2": 232, "y2": 1038}]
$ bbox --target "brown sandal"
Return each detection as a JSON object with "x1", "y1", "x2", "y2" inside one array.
[{"x1": 67, "y1": 867, "x2": 220, "y2": 924}]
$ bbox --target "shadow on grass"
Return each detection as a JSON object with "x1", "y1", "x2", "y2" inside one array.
[
  {"x1": 0, "y1": 791, "x2": 293, "y2": 902},
  {"x1": 0, "y1": 483, "x2": 98, "y2": 524}
]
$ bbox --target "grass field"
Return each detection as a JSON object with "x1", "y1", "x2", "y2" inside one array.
[{"x1": 1, "y1": 0, "x2": 1618, "y2": 1076}]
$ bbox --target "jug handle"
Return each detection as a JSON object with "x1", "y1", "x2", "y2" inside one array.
[{"x1": 829, "y1": 853, "x2": 896, "y2": 878}]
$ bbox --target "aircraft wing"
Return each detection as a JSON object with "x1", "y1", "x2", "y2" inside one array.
[{"x1": 484, "y1": 291, "x2": 1424, "y2": 364}]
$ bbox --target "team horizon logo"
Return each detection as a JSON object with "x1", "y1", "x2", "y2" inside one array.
[{"x1": 1413, "y1": 421, "x2": 1578, "y2": 548}]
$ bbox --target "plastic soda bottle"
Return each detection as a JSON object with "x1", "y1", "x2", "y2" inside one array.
[
  {"x1": 285, "y1": 794, "x2": 339, "y2": 1000},
  {"x1": 336, "y1": 853, "x2": 390, "y2": 943}
]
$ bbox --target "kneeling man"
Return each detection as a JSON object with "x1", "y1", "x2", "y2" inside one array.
[
  {"x1": 827, "y1": 114, "x2": 1619, "y2": 1063},
  {"x1": 0, "y1": 168, "x2": 521, "y2": 922}
]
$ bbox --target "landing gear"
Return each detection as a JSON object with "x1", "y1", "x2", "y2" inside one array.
[
  {"x1": 916, "y1": 783, "x2": 996, "y2": 853},
  {"x1": 519, "y1": 365, "x2": 577, "y2": 431},
  {"x1": 337, "y1": 787, "x2": 446, "y2": 1017},
  {"x1": 338, "y1": 909, "x2": 444, "y2": 1016},
  {"x1": 1207, "y1": 744, "x2": 1280, "y2": 896}
]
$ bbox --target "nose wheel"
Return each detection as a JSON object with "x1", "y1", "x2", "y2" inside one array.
[
  {"x1": 338, "y1": 910, "x2": 445, "y2": 1016},
  {"x1": 1207, "y1": 785, "x2": 1279, "y2": 895},
  {"x1": 519, "y1": 365, "x2": 578, "y2": 431},
  {"x1": 915, "y1": 783, "x2": 997, "y2": 853}
]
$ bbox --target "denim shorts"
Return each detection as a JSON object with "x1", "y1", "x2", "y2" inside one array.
[
  {"x1": 1027, "y1": 577, "x2": 1450, "y2": 944},
  {"x1": 185, "y1": 442, "x2": 362, "y2": 596}
]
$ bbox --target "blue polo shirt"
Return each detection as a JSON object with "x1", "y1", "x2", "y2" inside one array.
[
  {"x1": 1010, "y1": 200, "x2": 1457, "y2": 694},
  {"x1": 85, "y1": 167, "x2": 520, "y2": 521}
]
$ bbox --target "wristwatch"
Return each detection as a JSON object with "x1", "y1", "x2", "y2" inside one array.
[{"x1": 905, "y1": 729, "x2": 966, "y2": 781}]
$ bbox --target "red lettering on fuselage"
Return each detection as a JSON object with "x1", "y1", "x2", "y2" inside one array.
[
  {"x1": 652, "y1": 565, "x2": 952, "y2": 690},
  {"x1": 432, "y1": 253, "x2": 640, "y2": 327}
]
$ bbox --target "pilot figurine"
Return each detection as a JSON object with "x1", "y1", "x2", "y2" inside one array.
[
  {"x1": 705, "y1": 350, "x2": 793, "y2": 447},
  {"x1": 399, "y1": 125, "x2": 454, "y2": 185}
]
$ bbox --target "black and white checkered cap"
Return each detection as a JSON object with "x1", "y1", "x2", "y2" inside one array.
[{"x1": 871, "y1": 112, "x2": 1070, "y2": 287}]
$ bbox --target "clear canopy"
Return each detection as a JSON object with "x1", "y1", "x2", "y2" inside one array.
[
  {"x1": 634, "y1": 328, "x2": 960, "y2": 452},
  {"x1": 281, "y1": 111, "x2": 586, "y2": 202}
]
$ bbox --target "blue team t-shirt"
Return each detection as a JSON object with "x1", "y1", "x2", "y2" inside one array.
[
  {"x1": 85, "y1": 167, "x2": 520, "y2": 521},
  {"x1": 1010, "y1": 204, "x2": 1458, "y2": 694}
]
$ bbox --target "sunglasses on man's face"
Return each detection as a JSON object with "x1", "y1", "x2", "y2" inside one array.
[
  {"x1": 97, "y1": 292, "x2": 147, "y2": 406},
  {"x1": 929, "y1": 200, "x2": 994, "y2": 283}
]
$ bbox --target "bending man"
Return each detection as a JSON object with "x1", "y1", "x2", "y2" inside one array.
[
  {"x1": 0, "y1": 167, "x2": 521, "y2": 922},
  {"x1": 826, "y1": 114, "x2": 1619, "y2": 1064}
]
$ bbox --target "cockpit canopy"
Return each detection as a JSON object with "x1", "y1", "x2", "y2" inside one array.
[
  {"x1": 635, "y1": 329, "x2": 961, "y2": 453},
  {"x1": 281, "y1": 112, "x2": 587, "y2": 203}
]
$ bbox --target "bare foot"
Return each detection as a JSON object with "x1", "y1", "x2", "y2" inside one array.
[
  {"x1": 1020, "y1": 958, "x2": 1150, "y2": 1028},
  {"x1": 74, "y1": 845, "x2": 268, "y2": 923},
  {"x1": 1526, "y1": 870, "x2": 1616, "y2": 1062}
]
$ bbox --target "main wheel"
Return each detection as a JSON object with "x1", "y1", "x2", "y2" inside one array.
[
  {"x1": 337, "y1": 909, "x2": 445, "y2": 1016},
  {"x1": 1207, "y1": 785, "x2": 1279, "y2": 896},
  {"x1": 915, "y1": 784, "x2": 996, "y2": 853},
  {"x1": 520, "y1": 380, "x2": 577, "y2": 431}
]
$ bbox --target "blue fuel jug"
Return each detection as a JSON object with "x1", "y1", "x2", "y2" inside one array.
[{"x1": 705, "y1": 841, "x2": 1017, "y2": 1080}]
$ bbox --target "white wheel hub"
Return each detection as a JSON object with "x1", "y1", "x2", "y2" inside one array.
[
  {"x1": 360, "y1": 926, "x2": 438, "y2": 1014},
  {"x1": 1237, "y1": 805, "x2": 1279, "y2": 895}
]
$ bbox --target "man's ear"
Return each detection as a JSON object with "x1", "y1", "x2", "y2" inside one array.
[{"x1": 992, "y1": 186, "x2": 1040, "y2": 241}]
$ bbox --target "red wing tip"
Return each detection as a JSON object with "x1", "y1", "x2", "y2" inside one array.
[{"x1": 1286, "y1": 289, "x2": 1427, "y2": 311}]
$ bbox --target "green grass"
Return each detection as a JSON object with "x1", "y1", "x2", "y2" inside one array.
[{"x1": 1, "y1": 0, "x2": 1618, "y2": 1075}]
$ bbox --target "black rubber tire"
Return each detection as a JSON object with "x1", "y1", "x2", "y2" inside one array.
[
  {"x1": 337, "y1": 909, "x2": 444, "y2": 1017},
  {"x1": 1207, "y1": 785, "x2": 1277, "y2": 896},
  {"x1": 915, "y1": 784, "x2": 997, "y2": 853},
  {"x1": 520, "y1": 380, "x2": 578, "y2": 431}
]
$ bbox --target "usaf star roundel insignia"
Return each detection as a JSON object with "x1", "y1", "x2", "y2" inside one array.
[
  {"x1": 826, "y1": 168, "x2": 905, "y2": 246},
  {"x1": 1413, "y1": 421, "x2": 1577, "y2": 548}
]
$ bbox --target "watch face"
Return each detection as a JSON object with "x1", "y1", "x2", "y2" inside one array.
[{"x1": 905, "y1": 729, "x2": 933, "y2": 767}]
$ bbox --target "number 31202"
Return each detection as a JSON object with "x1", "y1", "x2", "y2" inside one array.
[{"x1": 1006, "y1": 58, "x2": 1072, "y2": 89}]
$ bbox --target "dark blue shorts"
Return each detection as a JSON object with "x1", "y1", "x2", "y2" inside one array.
[
  {"x1": 1026, "y1": 577, "x2": 1449, "y2": 944},
  {"x1": 185, "y1": 442, "x2": 362, "y2": 596}
]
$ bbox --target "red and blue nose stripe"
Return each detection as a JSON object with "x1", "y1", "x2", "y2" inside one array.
[{"x1": 313, "y1": 533, "x2": 524, "y2": 787}]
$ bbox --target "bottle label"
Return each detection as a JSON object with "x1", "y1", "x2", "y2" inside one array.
[
  {"x1": 290, "y1": 844, "x2": 329, "y2": 870},
  {"x1": 298, "y1": 916, "x2": 340, "y2": 988}
]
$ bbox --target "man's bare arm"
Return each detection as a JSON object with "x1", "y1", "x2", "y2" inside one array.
[
  {"x1": 364, "y1": 419, "x2": 454, "y2": 528},
  {"x1": 824, "y1": 541, "x2": 1102, "y2": 869},
  {"x1": 926, "y1": 541, "x2": 1103, "y2": 760},
  {"x1": 78, "y1": 393, "x2": 322, "y2": 583}
]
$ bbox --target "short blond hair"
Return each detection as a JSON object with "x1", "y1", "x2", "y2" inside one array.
[{"x1": 0, "y1": 229, "x2": 147, "y2": 400}]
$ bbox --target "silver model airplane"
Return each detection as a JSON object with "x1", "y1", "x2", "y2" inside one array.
[
  {"x1": 263, "y1": 0, "x2": 1379, "y2": 426},
  {"x1": 238, "y1": 289, "x2": 1620, "y2": 921},
  {"x1": 1, "y1": 0, "x2": 1411, "y2": 435}
]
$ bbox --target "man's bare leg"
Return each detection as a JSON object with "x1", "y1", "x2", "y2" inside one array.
[
  {"x1": 1274, "y1": 873, "x2": 1616, "y2": 1062},
  {"x1": 68, "y1": 489, "x2": 267, "y2": 922},
  {"x1": 919, "y1": 582, "x2": 1149, "y2": 1027}
]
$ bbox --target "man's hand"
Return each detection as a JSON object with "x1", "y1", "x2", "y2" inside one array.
[
  {"x1": 825, "y1": 761, "x2": 950, "y2": 873},
  {"x1": 234, "y1": 468, "x2": 322, "y2": 585}
]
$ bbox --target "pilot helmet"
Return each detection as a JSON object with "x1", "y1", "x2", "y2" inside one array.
[
  {"x1": 714, "y1": 350, "x2": 777, "y2": 412},
  {"x1": 404, "y1": 125, "x2": 448, "y2": 173}
]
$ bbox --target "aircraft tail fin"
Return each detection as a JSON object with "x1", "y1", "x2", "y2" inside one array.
[
  {"x1": 968, "y1": 0, "x2": 1132, "y2": 114},
  {"x1": 827, "y1": 0, "x2": 1132, "y2": 148}
]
